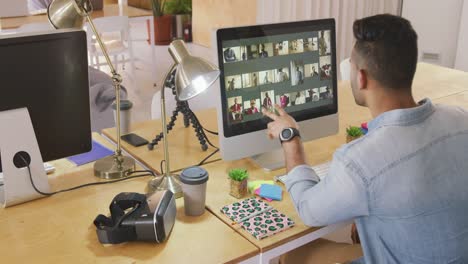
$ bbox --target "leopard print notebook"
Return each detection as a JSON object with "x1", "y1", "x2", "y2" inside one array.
[{"x1": 220, "y1": 197, "x2": 295, "y2": 240}]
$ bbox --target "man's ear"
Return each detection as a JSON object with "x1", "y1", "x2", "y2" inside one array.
[{"x1": 358, "y1": 69, "x2": 368, "y2": 90}]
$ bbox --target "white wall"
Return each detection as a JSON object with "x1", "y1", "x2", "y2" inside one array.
[
  {"x1": 257, "y1": 0, "x2": 400, "y2": 79},
  {"x1": 402, "y1": 0, "x2": 464, "y2": 68},
  {"x1": 0, "y1": 0, "x2": 29, "y2": 18},
  {"x1": 455, "y1": 1, "x2": 468, "y2": 71}
]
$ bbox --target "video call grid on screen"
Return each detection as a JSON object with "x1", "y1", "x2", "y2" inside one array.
[{"x1": 217, "y1": 19, "x2": 338, "y2": 137}]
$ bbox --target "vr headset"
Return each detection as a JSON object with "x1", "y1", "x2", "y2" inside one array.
[{"x1": 94, "y1": 191, "x2": 176, "y2": 244}]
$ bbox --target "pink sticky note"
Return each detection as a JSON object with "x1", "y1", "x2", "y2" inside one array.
[{"x1": 254, "y1": 188, "x2": 273, "y2": 202}]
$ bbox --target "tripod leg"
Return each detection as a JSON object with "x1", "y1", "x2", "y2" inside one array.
[
  {"x1": 183, "y1": 105, "x2": 209, "y2": 151},
  {"x1": 181, "y1": 101, "x2": 190, "y2": 128},
  {"x1": 147, "y1": 104, "x2": 181, "y2": 150}
]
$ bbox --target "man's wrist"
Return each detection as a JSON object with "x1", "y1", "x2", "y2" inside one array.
[
  {"x1": 281, "y1": 136, "x2": 301, "y2": 148},
  {"x1": 281, "y1": 137, "x2": 306, "y2": 172}
]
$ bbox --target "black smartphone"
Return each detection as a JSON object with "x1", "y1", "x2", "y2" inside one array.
[{"x1": 121, "y1": 133, "x2": 149, "y2": 147}]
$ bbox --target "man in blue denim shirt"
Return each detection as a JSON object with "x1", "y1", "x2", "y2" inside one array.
[{"x1": 264, "y1": 14, "x2": 468, "y2": 263}]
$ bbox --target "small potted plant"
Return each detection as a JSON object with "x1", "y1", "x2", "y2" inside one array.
[
  {"x1": 346, "y1": 126, "x2": 364, "y2": 143},
  {"x1": 228, "y1": 168, "x2": 249, "y2": 199},
  {"x1": 165, "y1": 0, "x2": 192, "y2": 41},
  {"x1": 147, "y1": 0, "x2": 172, "y2": 45}
]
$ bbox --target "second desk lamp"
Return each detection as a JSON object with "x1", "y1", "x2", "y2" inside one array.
[
  {"x1": 147, "y1": 40, "x2": 220, "y2": 198},
  {"x1": 47, "y1": 0, "x2": 135, "y2": 179}
]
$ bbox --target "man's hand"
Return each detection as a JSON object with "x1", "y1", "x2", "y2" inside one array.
[
  {"x1": 263, "y1": 104, "x2": 305, "y2": 172},
  {"x1": 262, "y1": 104, "x2": 298, "y2": 139}
]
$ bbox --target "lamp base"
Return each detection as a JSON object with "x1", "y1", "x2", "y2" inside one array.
[
  {"x1": 147, "y1": 174, "x2": 183, "y2": 199},
  {"x1": 94, "y1": 155, "x2": 135, "y2": 179}
]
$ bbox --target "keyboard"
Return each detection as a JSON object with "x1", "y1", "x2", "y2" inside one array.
[{"x1": 274, "y1": 161, "x2": 331, "y2": 184}]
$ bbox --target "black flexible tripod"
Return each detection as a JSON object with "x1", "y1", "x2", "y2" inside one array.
[{"x1": 147, "y1": 68, "x2": 210, "y2": 151}]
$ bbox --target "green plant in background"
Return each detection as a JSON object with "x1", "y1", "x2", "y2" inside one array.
[
  {"x1": 150, "y1": 0, "x2": 167, "y2": 17},
  {"x1": 346, "y1": 126, "x2": 364, "y2": 137},
  {"x1": 165, "y1": 0, "x2": 192, "y2": 14},
  {"x1": 228, "y1": 168, "x2": 249, "y2": 182}
]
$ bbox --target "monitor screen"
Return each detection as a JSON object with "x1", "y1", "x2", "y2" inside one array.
[
  {"x1": 0, "y1": 30, "x2": 92, "y2": 165},
  {"x1": 217, "y1": 19, "x2": 338, "y2": 138}
]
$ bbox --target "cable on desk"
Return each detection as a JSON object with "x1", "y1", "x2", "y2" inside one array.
[
  {"x1": 188, "y1": 112, "x2": 221, "y2": 166},
  {"x1": 197, "y1": 148, "x2": 220, "y2": 166},
  {"x1": 188, "y1": 109, "x2": 218, "y2": 135},
  {"x1": 202, "y1": 127, "x2": 218, "y2": 135},
  {"x1": 18, "y1": 154, "x2": 156, "y2": 196},
  {"x1": 160, "y1": 160, "x2": 166, "y2": 175},
  {"x1": 189, "y1": 109, "x2": 219, "y2": 149}
]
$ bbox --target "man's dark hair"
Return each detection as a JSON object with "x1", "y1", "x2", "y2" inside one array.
[{"x1": 353, "y1": 14, "x2": 418, "y2": 90}]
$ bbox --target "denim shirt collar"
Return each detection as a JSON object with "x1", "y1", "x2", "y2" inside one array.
[{"x1": 367, "y1": 98, "x2": 435, "y2": 131}]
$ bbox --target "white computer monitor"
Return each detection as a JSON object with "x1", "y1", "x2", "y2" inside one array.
[{"x1": 215, "y1": 19, "x2": 339, "y2": 170}]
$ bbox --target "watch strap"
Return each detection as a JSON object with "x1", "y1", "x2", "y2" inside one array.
[{"x1": 279, "y1": 127, "x2": 300, "y2": 143}]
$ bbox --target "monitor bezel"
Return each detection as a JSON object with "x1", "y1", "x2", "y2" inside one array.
[{"x1": 217, "y1": 19, "x2": 338, "y2": 138}]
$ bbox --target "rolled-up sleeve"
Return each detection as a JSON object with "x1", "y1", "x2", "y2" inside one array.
[{"x1": 284, "y1": 154, "x2": 369, "y2": 227}]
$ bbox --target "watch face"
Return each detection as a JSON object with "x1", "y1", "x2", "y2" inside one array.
[{"x1": 281, "y1": 128, "x2": 292, "y2": 140}]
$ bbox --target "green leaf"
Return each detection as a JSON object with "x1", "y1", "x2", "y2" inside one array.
[
  {"x1": 164, "y1": 0, "x2": 192, "y2": 14},
  {"x1": 150, "y1": 0, "x2": 167, "y2": 17},
  {"x1": 228, "y1": 168, "x2": 249, "y2": 181},
  {"x1": 346, "y1": 126, "x2": 364, "y2": 137}
]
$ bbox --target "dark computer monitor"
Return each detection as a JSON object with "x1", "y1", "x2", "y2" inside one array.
[
  {"x1": 216, "y1": 19, "x2": 338, "y2": 166},
  {"x1": 0, "y1": 30, "x2": 92, "y2": 171}
]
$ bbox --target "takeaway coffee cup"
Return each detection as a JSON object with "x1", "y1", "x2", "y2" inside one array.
[
  {"x1": 179, "y1": 166, "x2": 209, "y2": 216},
  {"x1": 112, "y1": 100, "x2": 133, "y2": 135}
]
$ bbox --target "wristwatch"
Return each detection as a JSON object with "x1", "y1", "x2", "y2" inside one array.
[{"x1": 279, "y1": 127, "x2": 300, "y2": 143}]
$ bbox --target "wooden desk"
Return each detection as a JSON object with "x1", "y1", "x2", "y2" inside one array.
[
  {"x1": 0, "y1": 134, "x2": 259, "y2": 264},
  {"x1": 0, "y1": 4, "x2": 152, "y2": 30},
  {"x1": 433, "y1": 91, "x2": 468, "y2": 108},
  {"x1": 102, "y1": 108, "x2": 221, "y2": 174},
  {"x1": 411, "y1": 63, "x2": 468, "y2": 100}
]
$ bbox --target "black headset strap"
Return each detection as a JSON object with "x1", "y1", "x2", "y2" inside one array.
[{"x1": 93, "y1": 193, "x2": 147, "y2": 244}]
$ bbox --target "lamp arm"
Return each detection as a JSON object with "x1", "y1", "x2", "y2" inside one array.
[
  {"x1": 84, "y1": 14, "x2": 117, "y2": 74},
  {"x1": 161, "y1": 63, "x2": 178, "y2": 176},
  {"x1": 85, "y1": 14, "x2": 124, "y2": 163}
]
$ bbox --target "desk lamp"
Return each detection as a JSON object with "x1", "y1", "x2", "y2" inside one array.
[
  {"x1": 47, "y1": 0, "x2": 135, "y2": 179},
  {"x1": 147, "y1": 39, "x2": 219, "y2": 198}
]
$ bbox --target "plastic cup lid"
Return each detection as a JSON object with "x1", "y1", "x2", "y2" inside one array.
[
  {"x1": 180, "y1": 166, "x2": 209, "y2": 185},
  {"x1": 112, "y1": 100, "x2": 133, "y2": 110}
]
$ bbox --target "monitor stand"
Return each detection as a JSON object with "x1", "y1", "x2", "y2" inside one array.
[
  {"x1": 250, "y1": 149, "x2": 285, "y2": 171},
  {"x1": 0, "y1": 108, "x2": 50, "y2": 207}
]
